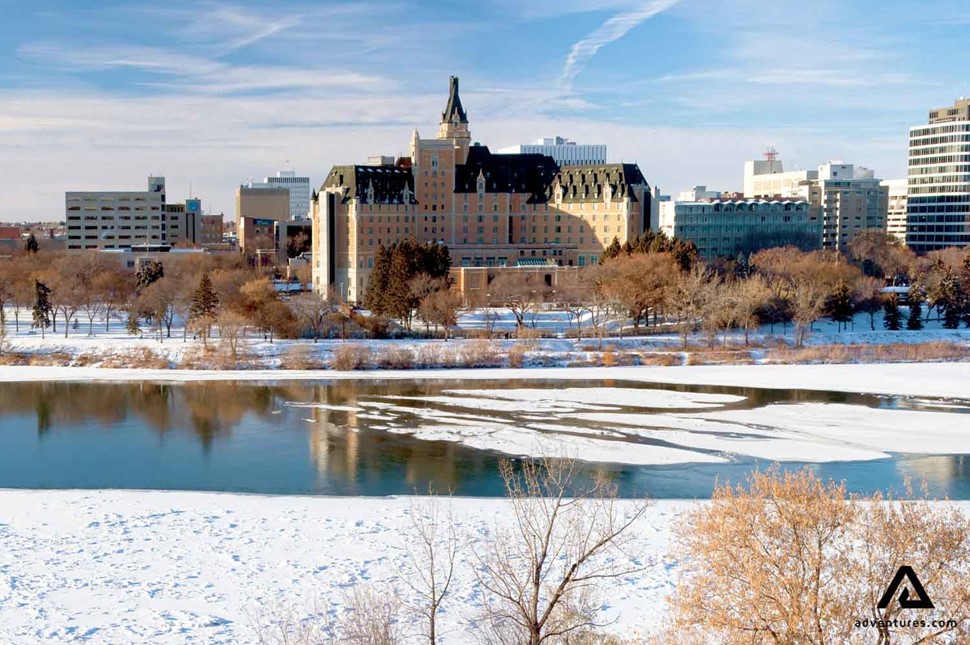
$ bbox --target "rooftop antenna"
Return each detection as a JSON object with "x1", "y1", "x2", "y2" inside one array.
[{"x1": 763, "y1": 145, "x2": 778, "y2": 162}]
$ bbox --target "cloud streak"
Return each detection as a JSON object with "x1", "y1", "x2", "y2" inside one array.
[{"x1": 560, "y1": 0, "x2": 680, "y2": 87}]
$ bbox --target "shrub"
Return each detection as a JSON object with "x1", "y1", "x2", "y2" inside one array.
[
  {"x1": 332, "y1": 344, "x2": 370, "y2": 371},
  {"x1": 375, "y1": 346, "x2": 415, "y2": 370},
  {"x1": 671, "y1": 466, "x2": 970, "y2": 644},
  {"x1": 280, "y1": 344, "x2": 325, "y2": 370},
  {"x1": 507, "y1": 342, "x2": 526, "y2": 368},
  {"x1": 456, "y1": 339, "x2": 501, "y2": 368}
]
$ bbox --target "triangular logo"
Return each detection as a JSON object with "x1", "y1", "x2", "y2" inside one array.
[{"x1": 877, "y1": 566, "x2": 934, "y2": 609}]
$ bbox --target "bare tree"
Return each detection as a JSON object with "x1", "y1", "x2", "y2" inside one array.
[
  {"x1": 853, "y1": 275, "x2": 885, "y2": 331},
  {"x1": 418, "y1": 288, "x2": 463, "y2": 340},
  {"x1": 403, "y1": 494, "x2": 460, "y2": 645},
  {"x1": 791, "y1": 279, "x2": 828, "y2": 348},
  {"x1": 217, "y1": 311, "x2": 248, "y2": 363},
  {"x1": 247, "y1": 597, "x2": 337, "y2": 645},
  {"x1": 341, "y1": 584, "x2": 404, "y2": 645},
  {"x1": 474, "y1": 458, "x2": 650, "y2": 645},
  {"x1": 491, "y1": 272, "x2": 548, "y2": 329},
  {"x1": 667, "y1": 264, "x2": 718, "y2": 349},
  {"x1": 289, "y1": 291, "x2": 331, "y2": 342},
  {"x1": 92, "y1": 265, "x2": 133, "y2": 333}
]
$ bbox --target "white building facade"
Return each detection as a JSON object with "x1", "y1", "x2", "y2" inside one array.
[
  {"x1": 881, "y1": 179, "x2": 908, "y2": 244},
  {"x1": 66, "y1": 176, "x2": 166, "y2": 250},
  {"x1": 497, "y1": 137, "x2": 607, "y2": 166}
]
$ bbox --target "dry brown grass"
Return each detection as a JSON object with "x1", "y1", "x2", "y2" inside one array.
[
  {"x1": 507, "y1": 343, "x2": 527, "y2": 368},
  {"x1": 456, "y1": 339, "x2": 502, "y2": 368},
  {"x1": 331, "y1": 344, "x2": 370, "y2": 371},
  {"x1": 766, "y1": 341, "x2": 970, "y2": 365},
  {"x1": 374, "y1": 346, "x2": 416, "y2": 370},
  {"x1": 686, "y1": 350, "x2": 757, "y2": 366},
  {"x1": 0, "y1": 352, "x2": 29, "y2": 366},
  {"x1": 279, "y1": 345, "x2": 326, "y2": 370},
  {"x1": 635, "y1": 352, "x2": 683, "y2": 367}
]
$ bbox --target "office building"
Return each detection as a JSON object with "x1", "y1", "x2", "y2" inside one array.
[
  {"x1": 744, "y1": 151, "x2": 888, "y2": 252},
  {"x1": 906, "y1": 98, "x2": 970, "y2": 252},
  {"x1": 498, "y1": 136, "x2": 607, "y2": 166},
  {"x1": 66, "y1": 176, "x2": 166, "y2": 250},
  {"x1": 659, "y1": 197, "x2": 819, "y2": 259},
  {"x1": 245, "y1": 170, "x2": 311, "y2": 220},
  {"x1": 882, "y1": 179, "x2": 908, "y2": 244},
  {"x1": 236, "y1": 186, "x2": 290, "y2": 254},
  {"x1": 312, "y1": 76, "x2": 653, "y2": 302},
  {"x1": 743, "y1": 147, "x2": 817, "y2": 198}
]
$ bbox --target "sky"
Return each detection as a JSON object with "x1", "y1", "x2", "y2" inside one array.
[{"x1": 1, "y1": 0, "x2": 969, "y2": 222}]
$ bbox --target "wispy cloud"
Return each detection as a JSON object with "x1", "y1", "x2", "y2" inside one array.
[{"x1": 560, "y1": 0, "x2": 680, "y2": 88}]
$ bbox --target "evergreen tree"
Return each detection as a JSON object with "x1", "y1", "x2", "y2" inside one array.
[
  {"x1": 364, "y1": 244, "x2": 391, "y2": 314},
  {"x1": 883, "y1": 293, "x2": 902, "y2": 330},
  {"x1": 32, "y1": 280, "x2": 51, "y2": 338},
  {"x1": 601, "y1": 237, "x2": 621, "y2": 263},
  {"x1": 828, "y1": 280, "x2": 854, "y2": 331},
  {"x1": 24, "y1": 233, "x2": 39, "y2": 254},
  {"x1": 735, "y1": 252, "x2": 751, "y2": 279},
  {"x1": 135, "y1": 260, "x2": 164, "y2": 293},
  {"x1": 126, "y1": 310, "x2": 140, "y2": 336},
  {"x1": 420, "y1": 242, "x2": 451, "y2": 278},
  {"x1": 386, "y1": 241, "x2": 420, "y2": 325},
  {"x1": 189, "y1": 273, "x2": 219, "y2": 320},
  {"x1": 907, "y1": 290, "x2": 924, "y2": 331},
  {"x1": 189, "y1": 273, "x2": 220, "y2": 347}
]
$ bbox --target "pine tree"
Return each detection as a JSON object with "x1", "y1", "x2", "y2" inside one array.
[
  {"x1": 601, "y1": 237, "x2": 621, "y2": 263},
  {"x1": 364, "y1": 244, "x2": 392, "y2": 314},
  {"x1": 126, "y1": 310, "x2": 140, "y2": 336},
  {"x1": 828, "y1": 281, "x2": 854, "y2": 331},
  {"x1": 907, "y1": 291, "x2": 924, "y2": 331},
  {"x1": 420, "y1": 242, "x2": 451, "y2": 279},
  {"x1": 32, "y1": 280, "x2": 51, "y2": 338},
  {"x1": 883, "y1": 293, "x2": 902, "y2": 330},
  {"x1": 24, "y1": 233, "x2": 39, "y2": 254},
  {"x1": 189, "y1": 273, "x2": 220, "y2": 348},
  {"x1": 386, "y1": 242, "x2": 419, "y2": 326},
  {"x1": 135, "y1": 260, "x2": 164, "y2": 293}
]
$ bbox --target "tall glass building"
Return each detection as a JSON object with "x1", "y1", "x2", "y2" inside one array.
[{"x1": 906, "y1": 98, "x2": 970, "y2": 253}]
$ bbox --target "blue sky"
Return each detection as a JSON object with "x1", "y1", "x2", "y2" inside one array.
[{"x1": 1, "y1": 0, "x2": 969, "y2": 221}]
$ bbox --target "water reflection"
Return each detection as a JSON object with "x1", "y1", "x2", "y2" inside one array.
[{"x1": 0, "y1": 379, "x2": 969, "y2": 498}]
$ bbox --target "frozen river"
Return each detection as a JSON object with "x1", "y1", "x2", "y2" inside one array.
[{"x1": 2, "y1": 377, "x2": 969, "y2": 498}]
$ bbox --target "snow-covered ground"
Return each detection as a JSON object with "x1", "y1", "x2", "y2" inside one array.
[
  {"x1": 0, "y1": 491, "x2": 679, "y2": 644},
  {"x1": 3, "y1": 361, "x2": 969, "y2": 398},
  {"x1": 3, "y1": 305, "x2": 969, "y2": 372}
]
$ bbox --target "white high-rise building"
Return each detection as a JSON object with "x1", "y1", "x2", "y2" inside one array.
[
  {"x1": 881, "y1": 179, "x2": 908, "y2": 244},
  {"x1": 743, "y1": 147, "x2": 817, "y2": 198},
  {"x1": 906, "y1": 98, "x2": 970, "y2": 253},
  {"x1": 497, "y1": 136, "x2": 606, "y2": 166},
  {"x1": 246, "y1": 170, "x2": 311, "y2": 220}
]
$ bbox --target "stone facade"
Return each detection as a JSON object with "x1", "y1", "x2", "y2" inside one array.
[{"x1": 312, "y1": 76, "x2": 653, "y2": 302}]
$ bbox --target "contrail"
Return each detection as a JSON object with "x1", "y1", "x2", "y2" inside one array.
[{"x1": 561, "y1": 0, "x2": 681, "y2": 87}]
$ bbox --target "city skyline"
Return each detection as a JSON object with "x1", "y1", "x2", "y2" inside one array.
[{"x1": 1, "y1": 0, "x2": 969, "y2": 222}]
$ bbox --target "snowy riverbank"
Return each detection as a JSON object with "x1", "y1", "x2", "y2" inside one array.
[
  {"x1": 0, "y1": 490, "x2": 681, "y2": 644},
  {"x1": 2, "y1": 361, "x2": 970, "y2": 399}
]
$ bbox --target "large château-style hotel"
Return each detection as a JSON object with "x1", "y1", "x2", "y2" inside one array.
[{"x1": 311, "y1": 76, "x2": 656, "y2": 302}]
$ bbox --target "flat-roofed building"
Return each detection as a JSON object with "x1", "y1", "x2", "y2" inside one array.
[
  {"x1": 66, "y1": 176, "x2": 166, "y2": 250},
  {"x1": 237, "y1": 186, "x2": 289, "y2": 254},
  {"x1": 882, "y1": 179, "x2": 908, "y2": 244},
  {"x1": 906, "y1": 98, "x2": 970, "y2": 252},
  {"x1": 659, "y1": 197, "x2": 819, "y2": 259}
]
